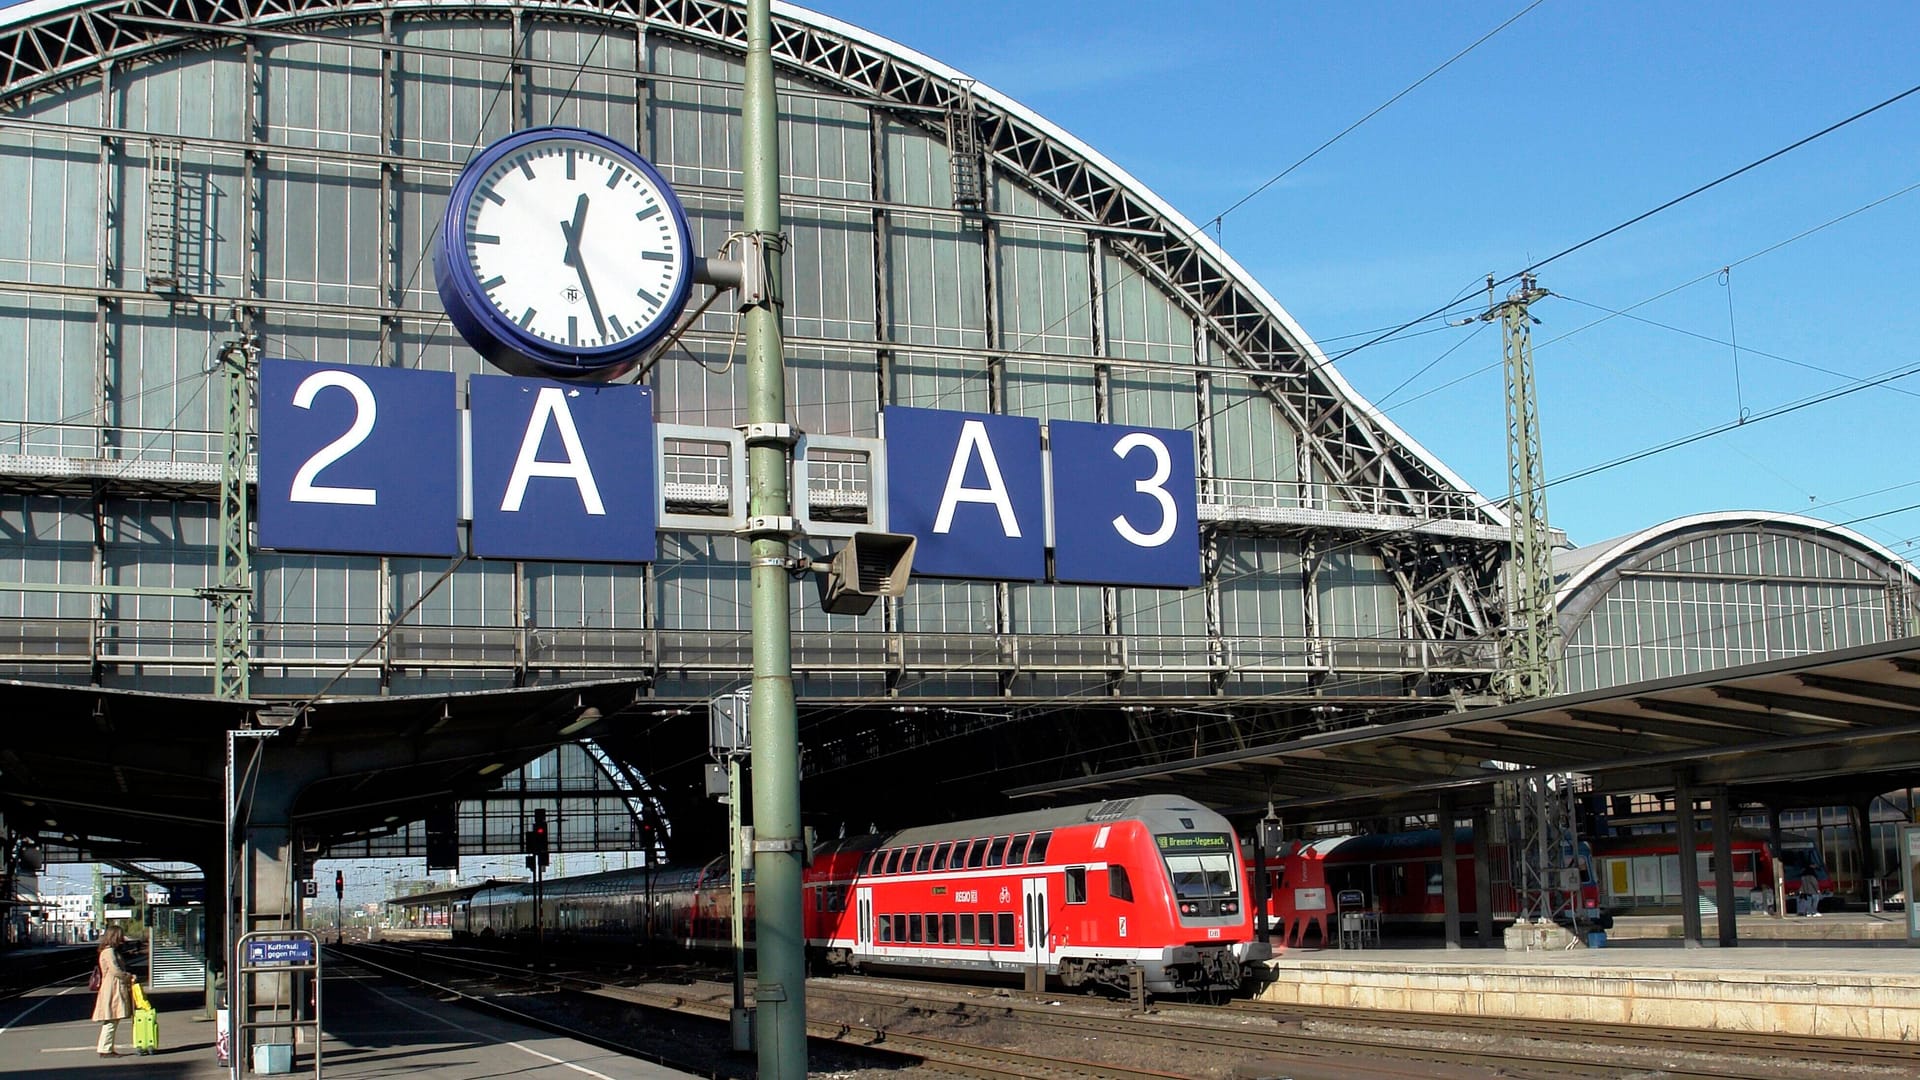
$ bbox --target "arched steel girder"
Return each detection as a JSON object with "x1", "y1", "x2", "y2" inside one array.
[
  {"x1": 0, "y1": 0, "x2": 1504, "y2": 638},
  {"x1": 577, "y1": 737, "x2": 672, "y2": 860},
  {"x1": 2, "y1": 0, "x2": 1497, "y2": 524}
]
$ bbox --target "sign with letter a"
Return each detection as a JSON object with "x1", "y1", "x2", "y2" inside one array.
[
  {"x1": 883, "y1": 406, "x2": 1044, "y2": 581},
  {"x1": 467, "y1": 376, "x2": 657, "y2": 562}
]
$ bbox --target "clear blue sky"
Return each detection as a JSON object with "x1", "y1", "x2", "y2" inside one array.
[{"x1": 813, "y1": 0, "x2": 1920, "y2": 552}]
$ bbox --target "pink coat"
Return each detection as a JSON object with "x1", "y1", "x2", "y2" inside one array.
[{"x1": 90, "y1": 947, "x2": 134, "y2": 1022}]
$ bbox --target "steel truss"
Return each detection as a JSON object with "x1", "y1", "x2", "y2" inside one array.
[{"x1": 0, "y1": 0, "x2": 1507, "y2": 698}]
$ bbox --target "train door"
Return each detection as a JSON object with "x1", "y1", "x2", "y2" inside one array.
[
  {"x1": 855, "y1": 887, "x2": 873, "y2": 955},
  {"x1": 1022, "y1": 876, "x2": 1051, "y2": 968}
]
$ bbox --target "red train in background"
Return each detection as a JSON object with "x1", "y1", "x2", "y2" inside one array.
[
  {"x1": 1250, "y1": 826, "x2": 1837, "y2": 940},
  {"x1": 460, "y1": 794, "x2": 1267, "y2": 994}
]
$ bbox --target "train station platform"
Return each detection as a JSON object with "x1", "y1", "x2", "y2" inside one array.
[
  {"x1": 1257, "y1": 915, "x2": 1920, "y2": 1041},
  {"x1": 0, "y1": 951, "x2": 695, "y2": 1079}
]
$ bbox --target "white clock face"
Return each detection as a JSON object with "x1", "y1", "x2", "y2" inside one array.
[{"x1": 460, "y1": 137, "x2": 686, "y2": 351}]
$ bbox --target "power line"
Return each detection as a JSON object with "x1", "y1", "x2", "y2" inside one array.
[{"x1": 1205, "y1": 0, "x2": 1548, "y2": 233}]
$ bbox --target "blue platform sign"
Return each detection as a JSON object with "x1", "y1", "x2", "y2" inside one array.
[
  {"x1": 245, "y1": 938, "x2": 314, "y2": 966},
  {"x1": 1049, "y1": 420, "x2": 1200, "y2": 588},
  {"x1": 467, "y1": 376, "x2": 657, "y2": 563},
  {"x1": 258, "y1": 360, "x2": 461, "y2": 557},
  {"x1": 884, "y1": 406, "x2": 1045, "y2": 581}
]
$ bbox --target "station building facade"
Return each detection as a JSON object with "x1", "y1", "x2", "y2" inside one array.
[{"x1": 1, "y1": 0, "x2": 1915, "y2": 895}]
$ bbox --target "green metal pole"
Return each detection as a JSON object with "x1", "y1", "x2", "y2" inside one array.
[{"x1": 741, "y1": 1, "x2": 806, "y2": 1076}]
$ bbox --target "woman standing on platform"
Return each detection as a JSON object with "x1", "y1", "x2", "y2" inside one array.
[{"x1": 91, "y1": 926, "x2": 136, "y2": 1056}]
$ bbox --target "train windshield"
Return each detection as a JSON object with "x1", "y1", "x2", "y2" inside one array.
[{"x1": 1156, "y1": 833, "x2": 1240, "y2": 899}]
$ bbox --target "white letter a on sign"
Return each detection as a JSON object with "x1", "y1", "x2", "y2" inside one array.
[
  {"x1": 932, "y1": 419, "x2": 1021, "y2": 537},
  {"x1": 501, "y1": 388, "x2": 607, "y2": 515}
]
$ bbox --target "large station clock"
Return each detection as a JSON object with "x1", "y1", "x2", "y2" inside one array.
[{"x1": 434, "y1": 126, "x2": 695, "y2": 380}]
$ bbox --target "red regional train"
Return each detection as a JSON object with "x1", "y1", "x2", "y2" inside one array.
[
  {"x1": 1252, "y1": 826, "x2": 1836, "y2": 933},
  {"x1": 460, "y1": 794, "x2": 1268, "y2": 994}
]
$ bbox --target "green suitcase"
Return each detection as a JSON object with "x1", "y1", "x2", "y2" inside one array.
[{"x1": 132, "y1": 1005, "x2": 158, "y2": 1055}]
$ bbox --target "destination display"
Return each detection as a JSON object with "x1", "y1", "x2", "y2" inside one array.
[{"x1": 255, "y1": 365, "x2": 1202, "y2": 587}]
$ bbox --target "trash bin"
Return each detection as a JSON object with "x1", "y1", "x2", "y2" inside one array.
[
  {"x1": 253, "y1": 1043, "x2": 292, "y2": 1074},
  {"x1": 1585, "y1": 930, "x2": 1607, "y2": 948}
]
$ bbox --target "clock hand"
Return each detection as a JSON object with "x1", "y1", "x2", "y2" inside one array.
[
  {"x1": 560, "y1": 194, "x2": 589, "y2": 266},
  {"x1": 559, "y1": 196, "x2": 609, "y2": 340}
]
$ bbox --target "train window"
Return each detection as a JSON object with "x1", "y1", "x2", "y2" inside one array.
[
  {"x1": 909, "y1": 914, "x2": 923, "y2": 943},
  {"x1": 1109, "y1": 865, "x2": 1133, "y2": 902},
  {"x1": 865, "y1": 849, "x2": 884, "y2": 875},
  {"x1": 958, "y1": 913, "x2": 976, "y2": 944},
  {"x1": 892, "y1": 914, "x2": 906, "y2": 942},
  {"x1": 1065, "y1": 866, "x2": 1088, "y2": 904},
  {"x1": 986, "y1": 836, "x2": 1009, "y2": 867},
  {"x1": 930, "y1": 843, "x2": 950, "y2": 871},
  {"x1": 878, "y1": 914, "x2": 891, "y2": 942},
  {"x1": 941, "y1": 914, "x2": 956, "y2": 943},
  {"x1": 997, "y1": 913, "x2": 1015, "y2": 947},
  {"x1": 885, "y1": 849, "x2": 903, "y2": 875},
  {"x1": 967, "y1": 839, "x2": 988, "y2": 869},
  {"x1": 978, "y1": 913, "x2": 996, "y2": 945},
  {"x1": 1007, "y1": 834, "x2": 1032, "y2": 865},
  {"x1": 1028, "y1": 831, "x2": 1052, "y2": 863},
  {"x1": 914, "y1": 846, "x2": 934, "y2": 872}
]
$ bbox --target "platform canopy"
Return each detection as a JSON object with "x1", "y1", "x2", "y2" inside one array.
[
  {"x1": 1010, "y1": 636, "x2": 1920, "y2": 823},
  {"x1": 0, "y1": 677, "x2": 647, "y2": 862}
]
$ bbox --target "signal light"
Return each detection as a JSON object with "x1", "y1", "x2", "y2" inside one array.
[
  {"x1": 334, "y1": 870, "x2": 344, "y2": 900},
  {"x1": 527, "y1": 808, "x2": 551, "y2": 868}
]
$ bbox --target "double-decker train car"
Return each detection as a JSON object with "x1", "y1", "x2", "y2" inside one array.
[
  {"x1": 460, "y1": 794, "x2": 1266, "y2": 994},
  {"x1": 807, "y1": 794, "x2": 1264, "y2": 993},
  {"x1": 1287, "y1": 828, "x2": 1599, "y2": 929}
]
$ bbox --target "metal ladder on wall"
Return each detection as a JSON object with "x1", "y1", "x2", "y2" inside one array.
[
  {"x1": 146, "y1": 139, "x2": 182, "y2": 291},
  {"x1": 947, "y1": 82, "x2": 984, "y2": 213}
]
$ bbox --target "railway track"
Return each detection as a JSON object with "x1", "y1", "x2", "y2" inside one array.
[
  {"x1": 349, "y1": 940, "x2": 1920, "y2": 1079},
  {"x1": 0, "y1": 945, "x2": 118, "y2": 1001},
  {"x1": 335, "y1": 941, "x2": 1185, "y2": 1078}
]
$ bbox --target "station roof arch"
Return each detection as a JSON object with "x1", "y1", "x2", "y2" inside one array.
[{"x1": 0, "y1": 0, "x2": 1504, "y2": 535}]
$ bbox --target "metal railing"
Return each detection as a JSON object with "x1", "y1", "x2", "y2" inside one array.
[{"x1": 0, "y1": 616, "x2": 1499, "y2": 684}]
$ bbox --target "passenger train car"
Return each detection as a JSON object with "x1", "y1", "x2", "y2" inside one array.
[
  {"x1": 460, "y1": 795, "x2": 1266, "y2": 994},
  {"x1": 1252, "y1": 825, "x2": 1836, "y2": 931}
]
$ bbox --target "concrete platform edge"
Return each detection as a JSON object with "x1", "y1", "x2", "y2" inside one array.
[{"x1": 1254, "y1": 958, "x2": 1920, "y2": 1040}]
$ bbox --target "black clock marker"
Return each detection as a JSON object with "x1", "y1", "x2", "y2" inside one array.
[
  {"x1": 468, "y1": 233, "x2": 501, "y2": 245},
  {"x1": 479, "y1": 275, "x2": 506, "y2": 290},
  {"x1": 480, "y1": 186, "x2": 505, "y2": 205},
  {"x1": 641, "y1": 250, "x2": 672, "y2": 261},
  {"x1": 634, "y1": 205, "x2": 661, "y2": 222},
  {"x1": 566, "y1": 148, "x2": 576, "y2": 179},
  {"x1": 569, "y1": 316, "x2": 578, "y2": 345},
  {"x1": 518, "y1": 307, "x2": 536, "y2": 328},
  {"x1": 606, "y1": 166, "x2": 626, "y2": 189},
  {"x1": 635, "y1": 287, "x2": 661, "y2": 306},
  {"x1": 518, "y1": 157, "x2": 535, "y2": 180},
  {"x1": 609, "y1": 315, "x2": 627, "y2": 338}
]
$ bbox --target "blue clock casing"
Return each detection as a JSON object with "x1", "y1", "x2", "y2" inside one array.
[{"x1": 435, "y1": 126, "x2": 695, "y2": 381}]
